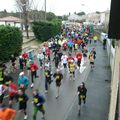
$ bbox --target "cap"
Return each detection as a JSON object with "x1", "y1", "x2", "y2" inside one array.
[
  {"x1": 19, "y1": 72, "x2": 24, "y2": 76},
  {"x1": 19, "y1": 56, "x2": 22, "y2": 58},
  {"x1": 56, "y1": 69, "x2": 60, "y2": 72}
]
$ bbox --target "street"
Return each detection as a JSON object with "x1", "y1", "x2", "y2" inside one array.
[{"x1": 7, "y1": 41, "x2": 111, "y2": 120}]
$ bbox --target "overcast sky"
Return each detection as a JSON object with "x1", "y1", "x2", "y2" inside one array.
[{"x1": 0, "y1": 0, "x2": 111, "y2": 15}]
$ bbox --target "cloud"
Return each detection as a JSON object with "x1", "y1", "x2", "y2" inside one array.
[{"x1": 0, "y1": 0, "x2": 111, "y2": 15}]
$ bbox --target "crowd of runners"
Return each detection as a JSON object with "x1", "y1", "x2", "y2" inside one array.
[{"x1": 0, "y1": 24, "x2": 98, "y2": 120}]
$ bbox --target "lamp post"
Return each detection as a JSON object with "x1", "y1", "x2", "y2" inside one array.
[{"x1": 44, "y1": 0, "x2": 46, "y2": 20}]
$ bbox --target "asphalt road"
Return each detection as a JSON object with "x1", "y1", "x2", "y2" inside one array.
[{"x1": 7, "y1": 41, "x2": 111, "y2": 120}]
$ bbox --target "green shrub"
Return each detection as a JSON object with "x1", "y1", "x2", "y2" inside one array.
[
  {"x1": 0, "y1": 25, "x2": 23, "y2": 62},
  {"x1": 32, "y1": 20, "x2": 61, "y2": 41}
]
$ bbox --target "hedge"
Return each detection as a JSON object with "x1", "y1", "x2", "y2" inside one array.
[
  {"x1": 32, "y1": 20, "x2": 61, "y2": 41},
  {"x1": 0, "y1": 25, "x2": 23, "y2": 62}
]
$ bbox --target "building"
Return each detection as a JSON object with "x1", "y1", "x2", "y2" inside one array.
[
  {"x1": 0, "y1": 16, "x2": 32, "y2": 30},
  {"x1": 85, "y1": 12, "x2": 100, "y2": 24},
  {"x1": 68, "y1": 14, "x2": 86, "y2": 22},
  {"x1": 0, "y1": 16, "x2": 22, "y2": 28},
  {"x1": 100, "y1": 10, "x2": 110, "y2": 25}
]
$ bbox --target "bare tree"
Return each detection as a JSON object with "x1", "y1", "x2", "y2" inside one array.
[{"x1": 15, "y1": 0, "x2": 33, "y2": 39}]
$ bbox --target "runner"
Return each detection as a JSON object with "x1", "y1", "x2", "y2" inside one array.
[
  {"x1": 89, "y1": 52, "x2": 95, "y2": 70},
  {"x1": 93, "y1": 35, "x2": 98, "y2": 43},
  {"x1": 53, "y1": 69, "x2": 63, "y2": 99},
  {"x1": 32, "y1": 89, "x2": 46, "y2": 120},
  {"x1": 29, "y1": 51, "x2": 34, "y2": 61},
  {"x1": 45, "y1": 47, "x2": 51, "y2": 61},
  {"x1": 61, "y1": 53, "x2": 68, "y2": 69},
  {"x1": 69, "y1": 60, "x2": 77, "y2": 80},
  {"x1": 8, "y1": 79, "x2": 18, "y2": 108},
  {"x1": 26, "y1": 59, "x2": 31, "y2": 76},
  {"x1": 63, "y1": 42, "x2": 67, "y2": 51},
  {"x1": 4, "y1": 73, "x2": 13, "y2": 86},
  {"x1": 19, "y1": 56, "x2": 24, "y2": 70},
  {"x1": 74, "y1": 42, "x2": 78, "y2": 52},
  {"x1": 0, "y1": 107, "x2": 16, "y2": 120},
  {"x1": 30, "y1": 61, "x2": 39, "y2": 88},
  {"x1": 53, "y1": 53, "x2": 59, "y2": 68},
  {"x1": 37, "y1": 50, "x2": 44, "y2": 68},
  {"x1": 10, "y1": 55, "x2": 17, "y2": 72},
  {"x1": 18, "y1": 72, "x2": 29, "y2": 90},
  {"x1": 44, "y1": 66, "x2": 52, "y2": 93},
  {"x1": 44, "y1": 59, "x2": 50, "y2": 70},
  {"x1": 82, "y1": 47, "x2": 88, "y2": 63},
  {"x1": 0, "y1": 84, "x2": 6, "y2": 106},
  {"x1": 17, "y1": 89, "x2": 29, "y2": 120},
  {"x1": 77, "y1": 82, "x2": 87, "y2": 115},
  {"x1": 67, "y1": 53, "x2": 75, "y2": 68},
  {"x1": 103, "y1": 35, "x2": 107, "y2": 49},
  {"x1": 76, "y1": 51, "x2": 82, "y2": 69},
  {"x1": 91, "y1": 48, "x2": 96, "y2": 60},
  {"x1": 22, "y1": 52, "x2": 29, "y2": 67},
  {"x1": 77, "y1": 38, "x2": 82, "y2": 49},
  {"x1": 0, "y1": 64, "x2": 5, "y2": 85}
]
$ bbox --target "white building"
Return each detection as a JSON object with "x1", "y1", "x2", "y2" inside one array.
[
  {"x1": 0, "y1": 16, "x2": 32, "y2": 30},
  {"x1": 100, "y1": 10, "x2": 110, "y2": 25},
  {"x1": 68, "y1": 14, "x2": 86, "y2": 22},
  {"x1": 0, "y1": 16, "x2": 23, "y2": 28},
  {"x1": 85, "y1": 12, "x2": 100, "y2": 24}
]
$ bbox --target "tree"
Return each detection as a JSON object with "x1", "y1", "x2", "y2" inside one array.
[
  {"x1": 0, "y1": 25, "x2": 23, "y2": 62},
  {"x1": 96, "y1": 11, "x2": 100, "y2": 14},
  {"x1": 77, "y1": 12, "x2": 85, "y2": 16},
  {"x1": 0, "y1": 10, "x2": 8, "y2": 17},
  {"x1": 46, "y1": 12, "x2": 56, "y2": 21},
  {"x1": 15, "y1": 0, "x2": 32, "y2": 39},
  {"x1": 62, "y1": 15, "x2": 68, "y2": 20},
  {"x1": 32, "y1": 20, "x2": 61, "y2": 41}
]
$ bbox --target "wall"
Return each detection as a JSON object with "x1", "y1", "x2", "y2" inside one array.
[
  {"x1": 101, "y1": 32, "x2": 115, "y2": 73},
  {"x1": 101, "y1": 33, "x2": 120, "y2": 120}
]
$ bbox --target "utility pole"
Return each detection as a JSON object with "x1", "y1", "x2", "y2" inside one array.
[{"x1": 45, "y1": 0, "x2": 46, "y2": 20}]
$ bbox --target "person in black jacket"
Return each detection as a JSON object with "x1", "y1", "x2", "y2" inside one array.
[
  {"x1": 53, "y1": 69, "x2": 63, "y2": 99},
  {"x1": 44, "y1": 67, "x2": 52, "y2": 93},
  {"x1": 77, "y1": 82, "x2": 87, "y2": 112},
  {"x1": 32, "y1": 89, "x2": 45, "y2": 120},
  {"x1": 53, "y1": 53, "x2": 60, "y2": 68},
  {"x1": 17, "y1": 89, "x2": 29, "y2": 120}
]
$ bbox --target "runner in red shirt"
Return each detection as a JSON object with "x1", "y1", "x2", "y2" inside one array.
[
  {"x1": 30, "y1": 61, "x2": 39, "y2": 87},
  {"x1": 22, "y1": 52, "x2": 29, "y2": 67},
  {"x1": 45, "y1": 47, "x2": 51, "y2": 61},
  {"x1": 76, "y1": 51, "x2": 82, "y2": 68},
  {"x1": 63, "y1": 42, "x2": 67, "y2": 51},
  {"x1": 8, "y1": 80, "x2": 18, "y2": 108},
  {"x1": 77, "y1": 39, "x2": 83, "y2": 49},
  {"x1": 67, "y1": 54, "x2": 75, "y2": 68}
]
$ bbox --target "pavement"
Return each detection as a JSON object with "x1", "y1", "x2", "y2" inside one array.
[
  {"x1": 5, "y1": 41, "x2": 111, "y2": 120},
  {"x1": 66, "y1": 42, "x2": 111, "y2": 120}
]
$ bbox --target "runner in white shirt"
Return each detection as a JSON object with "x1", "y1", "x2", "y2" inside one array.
[
  {"x1": 61, "y1": 53, "x2": 68, "y2": 68},
  {"x1": 0, "y1": 84, "x2": 6, "y2": 105}
]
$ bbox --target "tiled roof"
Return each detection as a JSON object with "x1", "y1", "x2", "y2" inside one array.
[{"x1": 0, "y1": 16, "x2": 23, "y2": 22}]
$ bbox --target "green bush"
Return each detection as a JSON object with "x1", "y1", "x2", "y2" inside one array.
[
  {"x1": 0, "y1": 25, "x2": 23, "y2": 62},
  {"x1": 32, "y1": 20, "x2": 61, "y2": 41}
]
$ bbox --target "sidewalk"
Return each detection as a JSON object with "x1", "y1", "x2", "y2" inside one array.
[{"x1": 66, "y1": 41, "x2": 111, "y2": 120}]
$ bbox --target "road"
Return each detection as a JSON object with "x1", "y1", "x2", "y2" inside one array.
[{"x1": 7, "y1": 41, "x2": 110, "y2": 120}]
